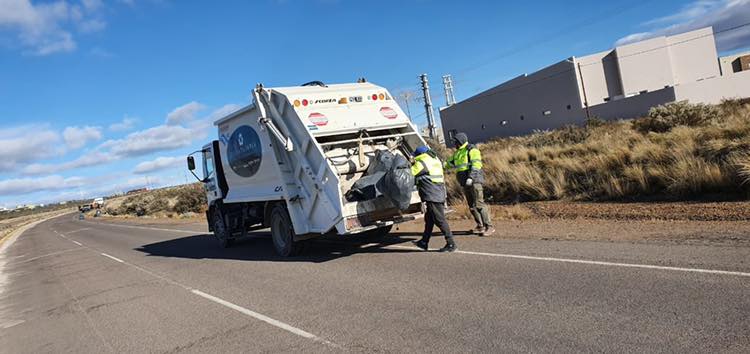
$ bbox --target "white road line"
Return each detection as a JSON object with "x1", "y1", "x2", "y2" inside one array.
[
  {"x1": 13, "y1": 248, "x2": 83, "y2": 265},
  {"x1": 191, "y1": 289, "x2": 338, "y2": 348},
  {"x1": 65, "y1": 228, "x2": 91, "y2": 234},
  {"x1": 390, "y1": 245, "x2": 750, "y2": 277},
  {"x1": 100, "y1": 253, "x2": 124, "y2": 263},
  {"x1": 85, "y1": 221, "x2": 200, "y2": 234},
  {"x1": 71, "y1": 240, "x2": 83, "y2": 246}
]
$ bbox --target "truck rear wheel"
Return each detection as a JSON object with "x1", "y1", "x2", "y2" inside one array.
[
  {"x1": 270, "y1": 204, "x2": 304, "y2": 257},
  {"x1": 213, "y1": 207, "x2": 233, "y2": 248}
]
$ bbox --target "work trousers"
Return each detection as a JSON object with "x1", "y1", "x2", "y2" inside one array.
[
  {"x1": 421, "y1": 201, "x2": 455, "y2": 246},
  {"x1": 463, "y1": 183, "x2": 492, "y2": 228}
]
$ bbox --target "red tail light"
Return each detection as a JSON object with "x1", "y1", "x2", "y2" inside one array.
[
  {"x1": 309, "y1": 112, "x2": 328, "y2": 126},
  {"x1": 379, "y1": 107, "x2": 398, "y2": 119}
]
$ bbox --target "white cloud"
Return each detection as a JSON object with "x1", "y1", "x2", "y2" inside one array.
[
  {"x1": 0, "y1": 174, "x2": 87, "y2": 196},
  {"x1": 166, "y1": 101, "x2": 205, "y2": 126},
  {"x1": 133, "y1": 156, "x2": 183, "y2": 174},
  {"x1": 18, "y1": 101, "x2": 238, "y2": 175},
  {"x1": 63, "y1": 125, "x2": 102, "y2": 149},
  {"x1": 108, "y1": 116, "x2": 136, "y2": 131},
  {"x1": 105, "y1": 124, "x2": 194, "y2": 157},
  {"x1": 0, "y1": 125, "x2": 62, "y2": 173},
  {"x1": 0, "y1": 0, "x2": 109, "y2": 55},
  {"x1": 615, "y1": 0, "x2": 750, "y2": 52}
]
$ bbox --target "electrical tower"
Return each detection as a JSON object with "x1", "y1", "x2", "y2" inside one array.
[
  {"x1": 442, "y1": 74, "x2": 456, "y2": 106},
  {"x1": 419, "y1": 73, "x2": 437, "y2": 139}
]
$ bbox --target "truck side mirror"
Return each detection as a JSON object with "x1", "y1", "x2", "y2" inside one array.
[{"x1": 187, "y1": 156, "x2": 196, "y2": 171}]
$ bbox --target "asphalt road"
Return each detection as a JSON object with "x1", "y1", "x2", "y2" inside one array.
[{"x1": 1, "y1": 214, "x2": 749, "y2": 353}]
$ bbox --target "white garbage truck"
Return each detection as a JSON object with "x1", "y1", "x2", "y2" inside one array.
[{"x1": 187, "y1": 81, "x2": 428, "y2": 256}]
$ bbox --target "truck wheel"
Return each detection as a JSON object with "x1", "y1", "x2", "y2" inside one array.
[
  {"x1": 270, "y1": 204, "x2": 303, "y2": 257},
  {"x1": 213, "y1": 208, "x2": 233, "y2": 248}
]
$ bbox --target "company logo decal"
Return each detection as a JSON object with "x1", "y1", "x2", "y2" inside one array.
[{"x1": 227, "y1": 125, "x2": 262, "y2": 178}]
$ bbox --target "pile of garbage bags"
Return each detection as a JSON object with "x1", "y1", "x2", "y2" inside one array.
[{"x1": 345, "y1": 150, "x2": 414, "y2": 211}]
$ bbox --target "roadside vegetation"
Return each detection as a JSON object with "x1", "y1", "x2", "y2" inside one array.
[
  {"x1": 431, "y1": 99, "x2": 750, "y2": 203},
  {"x1": 104, "y1": 183, "x2": 206, "y2": 218}
]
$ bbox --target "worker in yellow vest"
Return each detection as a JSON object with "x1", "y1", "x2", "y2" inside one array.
[
  {"x1": 445, "y1": 132, "x2": 494, "y2": 236},
  {"x1": 410, "y1": 145, "x2": 457, "y2": 253}
]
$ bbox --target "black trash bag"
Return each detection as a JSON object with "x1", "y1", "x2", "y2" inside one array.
[
  {"x1": 345, "y1": 171, "x2": 385, "y2": 202},
  {"x1": 376, "y1": 154, "x2": 414, "y2": 211},
  {"x1": 345, "y1": 150, "x2": 415, "y2": 211}
]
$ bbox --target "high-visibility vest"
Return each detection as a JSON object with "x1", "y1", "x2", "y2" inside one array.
[
  {"x1": 445, "y1": 142, "x2": 482, "y2": 172},
  {"x1": 411, "y1": 153, "x2": 445, "y2": 184}
]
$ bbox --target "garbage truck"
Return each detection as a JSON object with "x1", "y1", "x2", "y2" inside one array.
[{"x1": 187, "y1": 80, "x2": 428, "y2": 256}]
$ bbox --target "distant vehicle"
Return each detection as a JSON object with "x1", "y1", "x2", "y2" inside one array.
[
  {"x1": 78, "y1": 213, "x2": 85, "y2": 220},
  {"x1": 79, "y1": 205, "x2": 92, "y2": 212},
  {"x1": 188, "y1": 81, "x2": 425, "y2": 256},
  {"x1": 92, "y1": 197, "x2": 105, "y2": 209}
]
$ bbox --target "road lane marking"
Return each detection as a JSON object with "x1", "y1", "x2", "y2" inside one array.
[
  {"x1": 71, "y1": 240, "x2": 83, "y2": 246},
  {"x1": 390, "y1": 245, "x2": 750, "y2": 277},
  {"x1": 81, "y1": 245, "x2": 339, "y2": 348},
  {"x1": 14, "y1": 248, "x2": 83, "y2": 265},
  {"x1": 100, "y1": 253, "x2": 124, "y2": 263},
  {"x1": 84, "y1": 221, "x2": 201, "y2": 234},
  {"x1": 191, "y1": 289, "x2": 339, "y2": 348},
  {"x1": 66, "y1": 228, "x2": 91, "y2": 234}
]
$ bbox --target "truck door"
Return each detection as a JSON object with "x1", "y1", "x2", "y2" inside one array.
[{"x1": 203, "y1": 145, "x2": 220, "y2": 202}]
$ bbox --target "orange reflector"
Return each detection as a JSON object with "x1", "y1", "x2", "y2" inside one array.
[
  {"x1": 338, "y1": 97, "x2": 348, "y2": 104},
  {"x1": 378, "y1": 93, "x2": 385, "y2": 100},
  {"x1": 293, "y1": 99, "x2": 301, "y2": 107}
]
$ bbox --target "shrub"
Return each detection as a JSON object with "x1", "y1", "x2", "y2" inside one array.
[
  {"x1": 442, "y1": 100, "x2": 749, "y2": 204},
  {"x1": 633, "y1": 101, "x2": 719, "y2": 133}
]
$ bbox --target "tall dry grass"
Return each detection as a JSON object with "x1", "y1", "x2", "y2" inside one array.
[{"x1": 431, "y1": 100, "x2": 750, "y2": 202}]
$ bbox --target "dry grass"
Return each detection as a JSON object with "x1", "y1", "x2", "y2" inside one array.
[
  {"x1": 431, "y1": 100, "x2": 750, "y2": 203},
  {"x1": 105, "y1": 183, "x2": 207, "y2": 217}
]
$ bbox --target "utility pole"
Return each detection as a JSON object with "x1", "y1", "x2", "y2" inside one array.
[
  {"x1": 419, "y1": 73, "x2": 437, "y2": 139},
  {"x1": 442, "y1": 74, "x2": 456, "y2": 106}
]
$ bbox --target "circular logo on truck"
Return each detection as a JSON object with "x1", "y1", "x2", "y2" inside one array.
[{"x1": 227, "y1": 125, "x2": 262, "y2": 177}]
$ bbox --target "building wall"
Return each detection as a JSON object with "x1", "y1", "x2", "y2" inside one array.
[
  {"x1": 615, "y1": 36, "x2": 674, "y2": 96},
  {"x1": 666, "y1": 27, "x2": 720, "y2": 84},
  {"x1": 440, "y1": 60, "x2": 586, "y2": 143},
  {"x1": 675, "y1": 70, "x2": 750, "y2": 104},
  {"x1": 575, "y1": 50, "x2": 623, "y2": 105},
  {"x1": 720, "y1": 51, "x2": 750, "y2": 75},
  {"x1": 588, "y1": 87, "x2": 676, "y2": 120}
]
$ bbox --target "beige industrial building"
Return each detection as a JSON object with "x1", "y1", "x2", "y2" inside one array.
[{"x1": 440, "y1": 27, "x2": 750, "y2": 143}]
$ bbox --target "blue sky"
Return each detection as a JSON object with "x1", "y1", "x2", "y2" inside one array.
[{"x1": 1, "y1": 0, "x2": 749, "y2": 208}]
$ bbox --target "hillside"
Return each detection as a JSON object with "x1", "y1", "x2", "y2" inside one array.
[{"x1": 431, "y1": 99, "x2": 750, "y2": 203}]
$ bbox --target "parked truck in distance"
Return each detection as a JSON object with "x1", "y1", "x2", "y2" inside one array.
[{"x1": 187, "y1": 81, "x2": 426, "y2": 256}]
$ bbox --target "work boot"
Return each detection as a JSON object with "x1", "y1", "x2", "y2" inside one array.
[
  {"x1": 473, "y1": 225, "x2": 485, "y2": 236},
  {"x1": 412, "y1": 240, "x2": 428, "y2": 251},
  {"x1": 439, "y1": 243, "x2": 457, "y2": 253},
  {"x1": 484, "y1": 226, "x2": 496, "y2": 236}
]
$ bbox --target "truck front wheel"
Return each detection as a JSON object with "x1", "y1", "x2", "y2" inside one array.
[
  {"x1": 270, "y1": 204, "x2": 304, "y2": 257},
  {"x1": 212, "y1": 207, "x2": 233, "y2": 248}
]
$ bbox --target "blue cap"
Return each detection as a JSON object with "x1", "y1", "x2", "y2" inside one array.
[{"x1": 414, "y1": 145, "x2": 430, "y2": 156}]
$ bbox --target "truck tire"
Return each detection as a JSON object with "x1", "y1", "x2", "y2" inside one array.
[
  {"x1": 270, "y1": 204, "x2": 304, "y2": 257},
  {"x1": 212, "y1": 207, "x2": 233, "y2": 248}
]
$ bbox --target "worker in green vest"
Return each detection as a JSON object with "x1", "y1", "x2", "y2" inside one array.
[
  {"x1": 410, "y1": 145, "x2": 457, "y2": 253},
  {"x1": 445, "y1": 132, "x2": 494, "y2": 236}
]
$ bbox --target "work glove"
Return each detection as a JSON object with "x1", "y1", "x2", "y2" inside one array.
[{"x1": 465, "y1": 178, "x2": 473, "y2": 186}]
